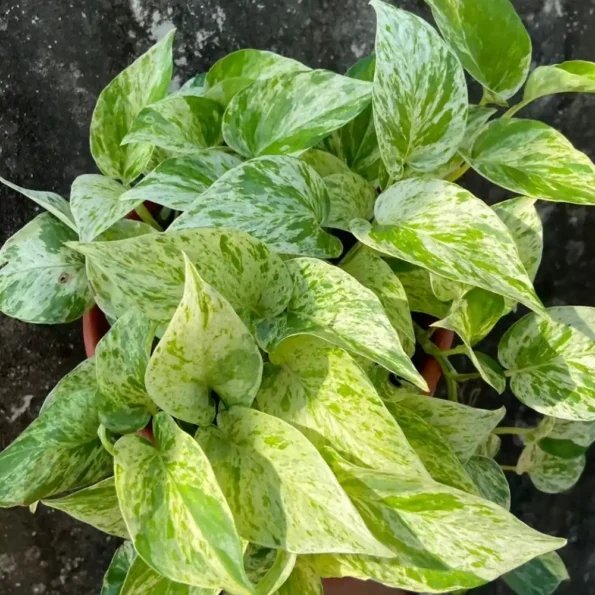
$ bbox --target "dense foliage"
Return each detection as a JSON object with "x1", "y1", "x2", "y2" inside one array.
[{"x1": 1, "y1": 0, "x2": 595, "y2": 593}]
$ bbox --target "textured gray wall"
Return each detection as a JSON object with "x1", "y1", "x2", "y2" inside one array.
[{"x1": 1, "y1": 1, "x2": 594, "y2": 593}]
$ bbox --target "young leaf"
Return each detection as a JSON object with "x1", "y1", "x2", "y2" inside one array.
[
  {"x1": 43, "y1": 477, "x2": 128, "y2": 538},
  {"x1": 255, "y1": 335, "x2": 429, "y2": 478},
  {"x1": 273, "y1": 559, "x2": 321, "y2": 595},
  {"x1": 548, "y1": 418, "x2": 595, "y2": 448},
  {"x1": 351, "y1": 179, "x2": 545, "y2": 315},
  {"x1": 298, "y1": 149, "x2": 350, "y2": 178},
  {"x1": 0, "y1": 213, "x2": 93, "y2": 323},
  {"x1": 114, "y1": 412, "x2": 253, "y2": 593},
  {"x1": 95, "y1": 219, "x2": 157, "y2": 242},
  {"x1": 101, "y1": 542, "x2": 136, "y2": 595},
  {"x1": 429, "y1": 273, "x2": 469, "y2": 303},
  {"x1": 499, "y1": 306, "x2": 595, "y2": 420},
  {"x1": 170, "y1": 156, "x2": 342, "y2": 258},
  {"x1": 465, "y1": 456, "x2": 511, "y2": 510},
  {"x1": 469, "y1": 351, "x2": 507, "y2": 395},
  {"x1": 323, "y1": 171, "x2": 375, "y2": 232},
  {"x1": 503, "y1": 552, "x2": 569, "y2": 595},
  {"x1": 424, "y1": 0, "x2": 531, "y2": 101},
  {"x1": 122, "y1": 96, "x2": 223, "y2": 153},
  {"x1": 222, "y1": 69, "x2": 372, "y2": 158},
  {"x1": 476, "y1": 434, "x2": 502, "y2": 459},
  {"x1": 467, "y1": 119, "x2": 595, "y2": 205},
  {"x1": 96, "y1": 310, "x2": 156, "y2": 434},
  {"x1": 90, "y1": 31, "x2": 174, "y2": 183},
  {"x1": 340, "y1": 247, "x2": 415, "y2": 357},
  {"x1": 255, "y1": 257, "x2": 427, "y2": 391},
  {"x1": 146, "y1": 256, "x2": 262, "y2": 424},
  {"x1": 0, "y1": 176, "x2": 76, "y2": 230},
  {"x1": 196, "y1": 407, "x2": 394, "y2": 558},
  {"x1": 371, "y1": 0, "x2": 467, "y2": 179},
  {"x1": 176, "y1": 72, "x2": 207, "y2": 97},
  {"x1": 254, "y1": 550, "x2": 296, "y2": 595},
  {"x1": 69, "y1": 228, "x2": 292, "y2": 326},
  {"x1": 524, "y1": 60, "x2": 595, "y2": 102},
  {"x1": 120, "y1": 149, "x2": 243, "y2": 211}
]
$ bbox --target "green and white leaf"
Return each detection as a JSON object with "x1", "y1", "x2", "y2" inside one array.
[
  {"x1": 196, "y1": 407, "x2": 394, "y2": 557},
  {"x1": 146, "y1": 256, "x2": 262, "y2": 424},
  {"x1": 170, "y1": 156, "x2": 342, "y2": 258},
  {"x1": 429, "y1": 273, "x2": 470, "y2": 303},
  {"x1": 276, "y1": 558, "x2": 322, "y2": 595},
  {"x1": 524, "y1": 60, "x2": 595, "y2": 102},
  {"x1": 465, "y1": 455, "x2": 511, "y2": 509},
  {"x1": 90, "y1": 31, "x2": 174, "y2": 183},
  {"x1": 114, "y1": 413, "x2": 252, "y2": 593},
  {"x1": 96, "y1": 219, "x2": 158, "y2": 242},
  {"x1": 120, "y1": 149, "x2": 243, "y2": 211},
  {"x1": 254, "y1": 550, "x2": 296, "y2": 595},
  {"x1": 101, "y1": 542, "x2": 136, "y2": 595},
  {"x1": 298, "y1": 149, "x2": 350, "y2": 178},
  {"x1": 0, "y1": 213, "x2": 93, "y2": 323},
  {"x1": 223, "y1": 69, "x2": 372, "y2": 158},
  {"x1": 548, "y1": 418, "x2": 595, "y2": 448},
  {"x1": 476, "y1": 434, "x2": 502, "y2": 459},
  {"x1": 503, "y1": 552, "x2": 569, "y2": 595},
  {"x1": 40, "y1": 358, "x2": 95, "y2": 414},
  {"x1": 499, "y1": 306, "x2": 595, "y2": 420},
  {"x1": 176, "y1": 73, "x2": 207, "y2": 97},
  {"x1": 470, "y1": 351, "x2": 507, "y2": 394},
  {"x1": 371, "y1": 0, "x2": 467, "y2": 178},
  {"x1": 467, "y1": 118, "x2": 595, "y2": 205},
  {"x1": 43, "y1": 477, "x2": 128, "y2": 538},
  {"x1": 256, "y1": 257, "x2": 427, "y2": 390},
  {"x1": 323, "y1": 171, "x2": 375, "y2": 231}
]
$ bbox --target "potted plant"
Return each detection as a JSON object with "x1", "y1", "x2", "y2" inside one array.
[{"x1": 1, "y1": 0, "x2": 595, "y2": 593}]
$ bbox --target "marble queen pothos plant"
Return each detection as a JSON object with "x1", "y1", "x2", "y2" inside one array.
[{"x1": 2, "y1": 0, "x2": 595, "y2": 593}]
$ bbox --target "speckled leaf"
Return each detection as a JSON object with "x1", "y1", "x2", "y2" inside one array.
[
  {"x1": 384, "y1": 402, "x2": 479, "y2": 494},
  {"x1": 341, "y1": 247, "x2": 415, "y2": 357},
  {"x1": 493, "y1": 197, "x2": 543, "y2": 282},
  {"x1": 122, "y1": 96, "x2": 223, "y2": 153},
  {"x1": 69, "y1": 228, "x2": 292, "y2": 327},
  {"x1": 429, "y1": 273, "x2": 469, "y2": 303},
  {"x1": 476, "y1": 434, "x2": 502, "y2": 459},
  {"x1": 327, "y1": 451, "x2": 565, "y2": 583},
  {"x1": 390, "y1": 392, "x2": 505, "y2": 463},
  {"x1": 170, "y1": 156, "x2": 342, "y2": 258},
  {"x1": 40, "y1": 358, "x2": 96, "y2": 414},
  {"x1": 196, "y1": 407, "x2": 394, "y2": 557},
  {"x1": 467, "y1": 119, "x2": 595, "y2": 205},
  {"x1": 96, "y1": 310, "x2": 156, "y2": 433},
  {"x1": 176, "y1": 72, "x2": 207, "y2": 97},
  {"x1": 548, "y1": 418, "x2": 595, "y2": 448},
  {"x1": 146, "y1": 256, "x2": 262, "y2": 424},
  {"x1": 372, "y1": 0, "x2": 467, "y2": 178},
  {"x1": 0, "y1": 213, "x2": 93, "y2": 323},
  {"x1": 503, "y1": 552, "x2": 569, "y2": 595},
  {"x1": 465, "y1": 456, "x2": 511, "y2": 509},
  {"x1": 114, "y1": 412, "x2": 252, "y2": 593},
  {"x1": 255, "y1": 257, "x2": 427, "y2": 390},
  {"x1": 253, "y1": 550, "x2": 296, "y2": 595},
  {"x1": 351, "y1": 179, "x2": 545, "y2": 315},
  {"x1": 0, "y1": 358, "x2": 111, "y2": 507},
  {"x1": 255, "y1": 335, "x2": 429, "y2": 478},
  {"x1": 223, "y1": 69, "x2": 372, "y2": 158},
  {"x1": 204, "y1": 78, "x2": 254, "y2": 107},
  {"x1": 95, "y1": 219, "x2": 157, "y2": 242},
  {"x1": 101, "y1": 542, "x2": 136, "y2": 595},
  {"x1": 244, "y1": 545, "x2": 277, "y2": 585},
  {"x1": 276, "y1": 558, "x2": 322, "y2": 595},
  {"x1": 90, "y1": 31, "x2": 174, "y2": 183},
  {"x1": 470, "y1": 351, "x2": 507, "y2": 394},
  {"x1": 298, "y1": 149, "x2": 350, "y2": 178},
  {"x1": 0, "y1": 176, "x2": 76, "y2": 230},
  {"x1": 43, "y1": 477, "x2": 128, "y2": 538},
  {"x1": 499, "y1": 306, "x2": 595, "y2": 420},
  {"x1": 323, "y1": 171, "x2": 375, "y2": 231},
  {"x1": 120, "y1": 149, "x2": 243, "y2": 211},
  {"x1": 524, "y1": 60, "x2": 595, "y2": 102},
  {"x1": 70, "y1": 174, "x2": 137, "y2": 242},
  {"x1": 424, "y1": 0, "x2": 531, "y2": 101}
]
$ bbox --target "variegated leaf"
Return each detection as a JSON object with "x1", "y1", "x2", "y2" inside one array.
[
  {"x1": 96, "y1": 310, "x2": 157, "y2": 433},
  {"x1": 146, "y1": 256, "x2": 262, "y2": 424},
  {"x1": 176, "y1": 73, "x2": 207, "y2": 97},
  {"x1": 244, "y1": 545, "x2": 278, "y2": 585},
  {"x1": 0, "y1": 213, "x2": 93, "y2": 323},
  {"x1": 341, "y1": 247, "x2": 415, "y2": 356},
  {"x1": 170, "y1": 156, "x2": 342, "y2": 258},
  {"x1": 389, "y1": 392, "x2": 504, "y2": 463},
  {"x1": 120, "y1": 149, "x2": 243, "y2": 211},
  {"x1": 429, "y1": 273, "x2": 469, "y2": 303},
  {"x1": 298, "y1": 149, "x2": 350, "y2": 178},
  {"x1": 503, "y1": 552, "x2": 569, "y2": 595},
  {"x1": 69, "y1": 228, "x2": 292, "y2": 326},
  {"x1": 524, "y1": 60, "x2": 595, "y2": 102},
  {"x1": 114, "y1": 412, "x2": 252, "y2": 593},
  {"x1": 277, "y1": 558, "x2": 322, "y2": 595},
  {"x1": 499, "y1": 306, "x2": 595, "y2": 420},
  {"x1": 471, "y1": 351, "x2": 507, "y2": 394},
  {"x1": 222, "y1": 69, "x2": 372, "y2": 158},
  {"x1": 255, "y1": 257, "x2": 427, "y2": 391},
  {"x1": 204, "y1": 77, "x2": 253, "y2": 108},
  {"x1": 0, "y1": 176, "x2": 76, "y2": 230},
  {"x1": 43, "y1": 477, "x2": 128, "y2": 538},
  {"x1": 327, "y1": 451, "x2": 565, "y2": 583},
  {"x1": 476, "y1": 434, "x2": 502, "y2": 459},
  {"x1": 95, "y1": 218, "x2": 157, "y2": 242},
  {"x1": 101, "y1": 542, "x2": 136, "y2": 595},
  {"x1": 0, "y1": 358, "x2": 111, "y2": 506},
  {"x1": 90, "y1": 31, "x2": 174, "y2": 183},
  {"x1": 467, "y1": 119, "x2": 595, "y2": 205},
  {"x1": 323, "y1": 171, "x2": 375, "y2": 232},
  {"x1": 371, "y1": 0, "x2": 467, "y2": 178},
  {"x1": 465, "y1": 456, "x2": 511, "y2": 509},
  {"x1": 547, "y1": 418, "x2": 595, "y2": 449},
  {"x1": 122, "y1": 96, "x2": 223, "y2": 153},
  {"x1": 254, "y1": 550, "x2": 296, "y2": 595},
  {"x1": 351, "y1": 179, "x2": 545, "y2": 315},
  {"x1": 196, "y1": 407, "x2": 394, "y2": 557},
  {"x1": 255, "y1": 335, "x2": 429, "y2": 478},
  {"x1": 424, "y1": 0, "x2": 531, "y2": 101}
]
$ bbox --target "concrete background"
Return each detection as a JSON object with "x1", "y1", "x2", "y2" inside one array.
[{"x1": 1, "y1": 0, "x2": 594, "y2": 593}]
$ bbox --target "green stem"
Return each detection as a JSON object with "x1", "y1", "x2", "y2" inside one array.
[
  {"x1": 135, "y1": 204, "x2": 163, "y2": 231},
  {"x1": 502, "y1": 99, "x2": 532, "y2": 119},
  {"x1": 493, "y1": 426, "x2": 532, "y2": 436},
  {"x1": 441, "y1": 345, "x2": 468, "y2": 357},
  {"x1": 500, "y1": 465, "x2": 518, "y2": 472},
  {"x1": 98, "y1": 424, "x2": 116, "y2": 456},
  {"x1": 450, "y1": 372, "x2": 482, "y2": 382},
  {"x1": 445, "y1": 163, "x2": 470, "y2": 183}
]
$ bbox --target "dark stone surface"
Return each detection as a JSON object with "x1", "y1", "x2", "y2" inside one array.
[{"x1": 0, "y1": 0, "x2": 594, "y2": 593}]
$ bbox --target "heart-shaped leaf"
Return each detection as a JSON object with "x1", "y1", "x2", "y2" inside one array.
[
  {"x1": 465, "y1": 456, "x2": 511, "y2": 510},
  {"x1": 322, "y1": 171, "x2": 375, "y2": 232},
  {"x1": 524, "y1": 60, "x2": 595, "y2": 102}
]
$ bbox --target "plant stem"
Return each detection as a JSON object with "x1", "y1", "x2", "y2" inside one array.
[
  {"x1": 502, "y1": 99, "x2": 532, "y2": 119},
  {"x1": 493, "y1": 426, "x2": 532, "y2": 436},
  {"x1": 500, "y1": 465, "x2": 518, "y2": 472},
  {"x1": 445, "y1": 163, "x2": 470, "y2": 183},
  {"x1": 98, "y1": 424, "x2": 116, "y2": 456},
  {"x1": 136, "y1": 204, "x2": 163, "y2": 231},
  {"x1": 441, "y1": 345, "x2": 468, "y2": 357},
  {"x1": 450, "y1": 372, "x2": 482, "y2": 382}
]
